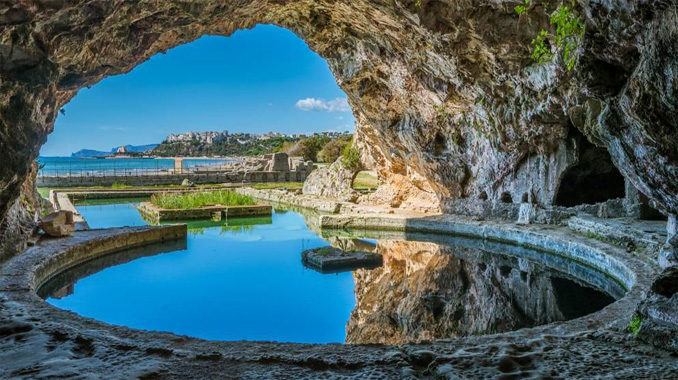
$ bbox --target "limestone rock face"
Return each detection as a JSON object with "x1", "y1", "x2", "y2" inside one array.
[
  {"x1": 0, "y1": 162, "x2": 49, "y2": 260},
  {"x1": 302, "y1": 158, "x2": 360, "y2": 202},
  {"x1": 636, "y1": 267, "x2": 678, "y2": 354},
  {"x1": 0, "y1": 1, "x2": 675, "y2": 226}
]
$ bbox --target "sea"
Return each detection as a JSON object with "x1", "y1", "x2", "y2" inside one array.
[{"x1": 37, "y1": 157, "x2": 235, "y2": 176}]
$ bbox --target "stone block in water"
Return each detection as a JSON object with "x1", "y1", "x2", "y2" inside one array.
[{"x1": 301, "y1": 246, "x2": 382, "y2": 273}]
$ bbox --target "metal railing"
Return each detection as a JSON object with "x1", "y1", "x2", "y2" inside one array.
[{"x1": 37, "y1": 159, "x2": 236, "y2": 179}]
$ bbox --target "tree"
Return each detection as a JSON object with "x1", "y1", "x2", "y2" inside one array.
[{"x1": 317, "y1": 135, "x2": 352, "y2": 163}]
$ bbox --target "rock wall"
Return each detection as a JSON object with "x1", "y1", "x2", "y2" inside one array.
[
  {"x1": 0, "y1": 163, "x2": 50, "y2": 260},
  {"x1": 0, "y1": 1, "x2": 675, "y2": 230},
  {"x1": 302, "y1": 158, "x2": 360, "y2": 202}
]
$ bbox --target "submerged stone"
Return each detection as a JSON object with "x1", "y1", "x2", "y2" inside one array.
[{"x1": 301, "y1": 246, "x2": 382, "y2": 273}]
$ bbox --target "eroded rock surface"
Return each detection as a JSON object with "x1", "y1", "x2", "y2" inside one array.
[
  {"x1": 303, "y1": 158, "x2": 360, "y2": 202},
  {"x1": 636, "y1": 267, "x2": 678, "y2": 354},
  {"x1": 0, "y1": 0, "x2": 676, "y2": 227}
]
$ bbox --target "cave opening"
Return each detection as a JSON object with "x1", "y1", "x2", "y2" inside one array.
[
  {"x1": 500, "y1": 192, "x2": 513, "y2": 203},
  {"x1": 554, "y1": 128, "x2": 626, "y2": 207},
  {"x1": 432, "y1": 132, "x2": 446, "y2": 156},
  {"x1": 39, "y1": 25, "x2": 357, "y2": 174}
]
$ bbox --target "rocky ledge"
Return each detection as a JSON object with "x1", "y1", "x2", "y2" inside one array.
[{"x1": 1, "y1": 219, "x2": 676, "y2": 378}]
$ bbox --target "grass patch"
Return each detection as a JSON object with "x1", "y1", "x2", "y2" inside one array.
[
  {"x1": 627, "y1": 314, "x2": 643, "y2": 335},
  {"x1": 353, "y1": 170, "x2": 379, "y2": 190},
  {"x1": 585, "y1": 231, "x2": 605, "y2": 240},
  {"x1": 314, "y1": 246, "x2": 338, "y2": 257},
  {"x1": 150, "y1": 190, "x2": 256, "y2": 209},
  {"x1": 249, "y1": 182, "x2": 304, "y2": 190}
]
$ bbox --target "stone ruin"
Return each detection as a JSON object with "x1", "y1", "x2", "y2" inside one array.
[{"x1": 38, "y1": 211, "x2": 75, "y2": 237}]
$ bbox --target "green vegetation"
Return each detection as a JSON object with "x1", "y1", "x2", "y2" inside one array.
[
  {"x1": 627, "y1": 314, "x2": 644, "y2": 335},
  {"x1": 514, "y1": 0, "x2": 529, "y2": 15},
  {"x1": 280, "y1": 135, "x2": 331, "y2": 162},
  {"x1": 150, "y1": 190, "x2": 256, "y2": 209},
  {"x1": 111, "y1": 183, "x2": 129, "y2": 189},
  {"x1": 152, "y1": 136, "x2": 292, "y2": 157},
  {"x1": 153, "y1": 134, "x2": 352, "y2": 163},
  {"x1": 314, "y1": 246, "x2": 339, "y2": 257},
  {"x1": 317, "y1": 134, "x2": 352, "y2": 163},
  {"x1": 163, "y1": 216, "x2": 272, "y2": 235},
  {"x1": 250, "y1": 182, "x2": 304, "y2": 190},
  {"x1": 353, "y1": 171, "x2": 379, "y2": 190},
  {"x1": 517, "y1": 1, "x2": 584, "y2": 71},
  {"x1": 585, "y1": 231, "x2": 605, "y2": 240},
  {"x1": 341, "y1": 139, "x2": 361, "y2": 170}
]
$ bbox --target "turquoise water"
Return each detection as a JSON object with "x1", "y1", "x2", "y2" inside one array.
[
  {"x1": 37, "y1": 157, "x2": 234, "y2": 176},
  {"x1": 48, "y1": 204, "x2": 354, "y2": 343},
  {"x1": 77, "y1": 202, "x2": 149, "y2": 228},
  {"x1": 41, "y1": 202, "x2": 617, "y2": 344}
]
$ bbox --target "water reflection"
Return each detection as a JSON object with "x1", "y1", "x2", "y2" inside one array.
[
  {"x1": 40, "y1": 203, "x2": 619, "y2": 344},
  {"x1": 37, "y1": 239, "x2": 188, "y2": 299},
  {"x1": 345, "y1": 238, "x2": 616, "y2": 344}
]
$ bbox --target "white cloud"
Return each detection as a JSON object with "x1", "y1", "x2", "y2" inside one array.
[{"x1": 295, "y1": 97, "x2": 351, "y2": 113}]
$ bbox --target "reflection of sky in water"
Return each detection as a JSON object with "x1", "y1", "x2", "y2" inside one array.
[
  {"x1": 53, "y1": 205, "x2": 353, "y2": 343},
  {"x1": 77, "y1": 202, "x2": 148, "y2": 229}
]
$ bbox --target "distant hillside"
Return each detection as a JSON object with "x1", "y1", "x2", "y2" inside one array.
[
  {"x1": 152, "y1": 136, "x2": 293, "y2": 158},
  {"x1": 111, "y1": 144, "x2": 158, "y2": 153},
  {"x1": 152, "y1": 133, "x2": 352, "y2": 162},
  {"x1": 71, "y1": 144, "x2": 158, "y2": 158},
  {"x1": 71, "y1": 149, "x2": 110, "y2": 158}
]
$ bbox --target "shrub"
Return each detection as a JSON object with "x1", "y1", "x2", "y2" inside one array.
[
  {"x1": 317, "y1": 135, "x2": 352, "y2": 163},
  {"x1": 280, "y1": 135, "x2": 331, "y2": 162},
  {"x1": 151, "y1": 190, "x2": 256, "y2": 209},
  {"x1": 627, "y1": 315, "x2": 643, "y2": 335},
  {"x1": 519, "y1": 1, "x2": 585, "y2": 71},
  {"x1": 341, "y1": 140, "x2": 361, "y2": 170}
]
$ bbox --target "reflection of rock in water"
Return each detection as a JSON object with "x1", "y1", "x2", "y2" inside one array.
[
  {"x1": 50, "y1": 283, "x2": 74, "y2": 299},
  {"x1": 346, "y1": 240, "x2": 614, "y2": 344}
]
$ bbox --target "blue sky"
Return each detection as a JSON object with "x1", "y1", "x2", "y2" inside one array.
[{"x1": 41, "y1": 25, "x2": 355, "y2": 156}]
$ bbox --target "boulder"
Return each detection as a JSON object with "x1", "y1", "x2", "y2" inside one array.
[
  {"x1": 302, "y1": 157, "x2": 360, "y2": 202},
  {"x1": 39, "y1": 211, "x2": 75, "y2": 237},
  {"x1": 181, "y1": 178, "x2": 195, "y2": 187}
]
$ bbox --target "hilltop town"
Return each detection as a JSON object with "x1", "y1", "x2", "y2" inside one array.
[{"x1": 152, "y1": 130, "x2": 352, "y2": 162}]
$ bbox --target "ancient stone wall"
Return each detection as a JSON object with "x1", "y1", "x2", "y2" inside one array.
[{"x1": 36, "y1": 170, "x2": 311, "y2": 188}]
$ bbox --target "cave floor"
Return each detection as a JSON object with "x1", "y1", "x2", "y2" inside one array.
[{"x1": 1, "y1": 210, "x2": 677, "y2": 378}]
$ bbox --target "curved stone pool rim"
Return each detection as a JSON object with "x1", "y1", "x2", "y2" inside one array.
[{"x1": 0, "y1": 218, "x2": 668, "y2": 378}]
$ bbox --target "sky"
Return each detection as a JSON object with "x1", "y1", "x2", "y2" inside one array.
[{"x1": 40, "y1": 24, "x2": 355, "y2": 156}]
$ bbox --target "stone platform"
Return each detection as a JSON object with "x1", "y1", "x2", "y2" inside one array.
[
  {"x1": 135, "y1": 201, "x2": 272, "y2": 222},
  {"x1": 301, "y1": 246, "x2": 382, "y2": 273}
]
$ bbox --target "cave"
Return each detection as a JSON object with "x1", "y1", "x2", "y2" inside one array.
[
  {"x1": 0, "y1": 1, "x2": 677, "y2": 376},
  {"x1": 554, "y1": 130, "x2": 626, "y2": 207},
  {"x1": 0, "y1": 1, "x2": 676, "y2": 229}
]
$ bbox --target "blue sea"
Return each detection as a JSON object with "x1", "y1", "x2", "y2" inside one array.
[{"x1": 37, "y1": 157, "x2": 234, "y2": 176}]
